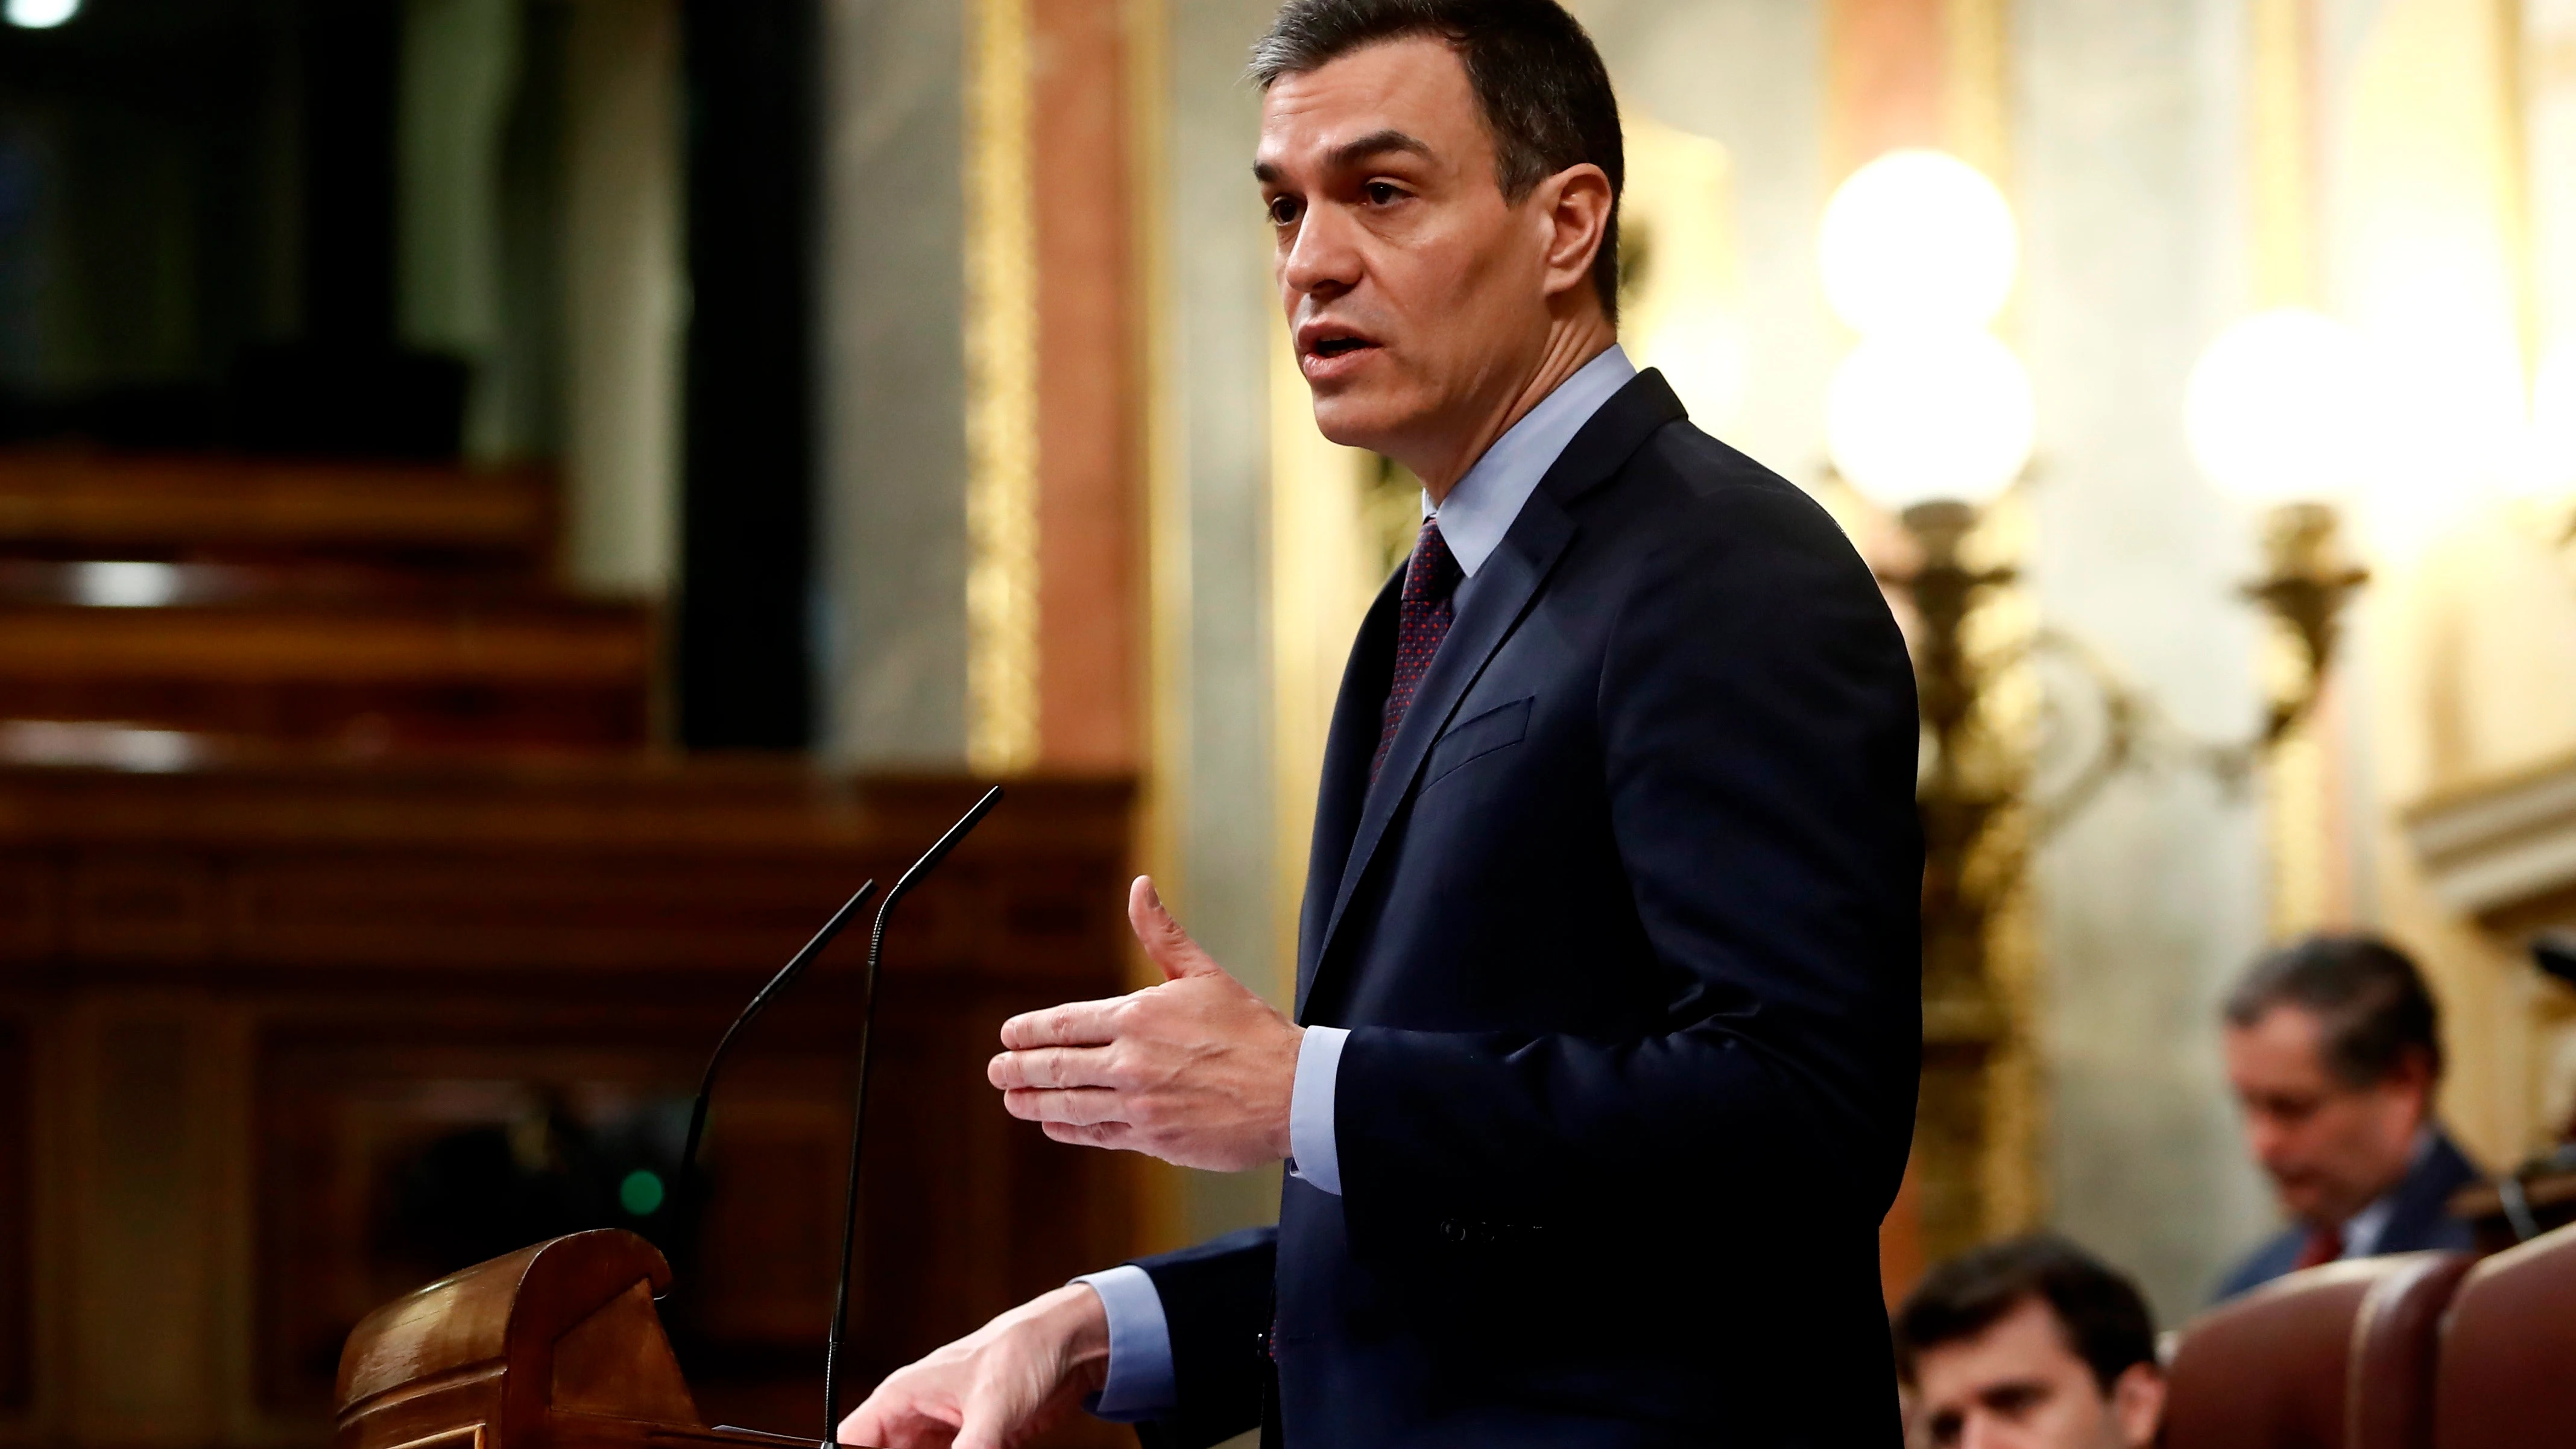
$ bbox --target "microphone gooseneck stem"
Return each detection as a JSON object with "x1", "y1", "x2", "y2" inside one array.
[
  {"x1": 665, "y1": 877, "x2": 880, "y2": 1299},
  {"x1": 821, "y1": 785, "x2": 1005, "y2": 1444}
]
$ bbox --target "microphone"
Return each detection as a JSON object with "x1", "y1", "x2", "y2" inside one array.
[
  {"x1": 822, "y1": 784, "x2": 1005, "y2": 1443},
  {"x1": 665, "y1": 876, "x2": 882, "y2": 1298}
]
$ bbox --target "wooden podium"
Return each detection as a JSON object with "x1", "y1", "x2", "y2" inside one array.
[{"x1": 335, "y1": 1230, "x2": 837, "y2": 1449}]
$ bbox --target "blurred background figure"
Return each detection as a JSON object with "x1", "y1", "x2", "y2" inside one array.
[
  {"x1": 1893, "y1": 1234, "x2": 2164, "y2": 1449},
  {"x1": 2214, "y1": 933, "x2": 2479, "y2": 1299}
]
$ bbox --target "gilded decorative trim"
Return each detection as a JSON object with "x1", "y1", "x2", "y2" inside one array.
[
  {"x1": 1267, "y1": 311, "x2": 1384, "y2": 984},
  {"x1": 964, "y1": 0, "x2": 1040, "y2": 774},
  {"x1": 1132, "y1": 0, "x2": 1189, "y2": 931},
  {"x1": 2250, "y1": 0, "x2": 2317, "y2": 307},
  {"x1": 2246, "y1": 0, "x2": 2339, "y2": 935},
  {"x1": 1128, "y1": 0, "x2": 1189, "y2": 1258},
  {"x1": 1941, "y1": 0, "x2": 2012, "y2": 183}
]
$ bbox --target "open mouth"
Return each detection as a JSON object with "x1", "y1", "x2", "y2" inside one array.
[{"x1": 1298, "y1": 320, "x2": 1380, "y2": 364}]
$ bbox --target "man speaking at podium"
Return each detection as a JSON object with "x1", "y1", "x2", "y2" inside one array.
[{"x1": 844, "y1": 1, "x2": 1922, "y2": 1444}]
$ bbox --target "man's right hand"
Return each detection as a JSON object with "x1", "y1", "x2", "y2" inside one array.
[{"x1": 833, "y1": 1283, "x2": 1111, "y2": 1449}]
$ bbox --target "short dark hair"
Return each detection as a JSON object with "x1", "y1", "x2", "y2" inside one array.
[
  {"x1": 1893, "y1": 1234, "x2": 2159, "y2": 1395},
  {"x1": 1248, "y1": 0, "x2": 1624, "y2": 320},
  {"x1": 2223, "y1": 932, "x2": 2445, "y2": 1087}
]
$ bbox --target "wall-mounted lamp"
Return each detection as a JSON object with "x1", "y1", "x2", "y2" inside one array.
[
  {"x1": 4, "y1": 0, "x2": 81, "y2": 30},
  {"x1": 2521, "y1": 342, "x2": 2576, "y2": 528},
  {"x1": 1822, "y1": 155, "x2": 2384, "y2": 1258},
  {"x1": 1820, "y1": 150, "x2": 2036, "y2": 836},
  {"x1": 1819, "y1": 148, "x2": 2040, "y2": 1261},
  {"x1": 1819, "y1": 149, "x2": 2019, "y2": 338},
  {"x1": 2183, "y1": 307, "x2": 2375, "y2": 749}
]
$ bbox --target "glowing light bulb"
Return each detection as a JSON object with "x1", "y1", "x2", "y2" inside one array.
[
  {"x1": 1827, "y1": 330, "x2": 2036, "y2": 510},
  {"x1": 1819, "y1": 150, "x2": 2019, "y2": 336},
  {"x1": 2183, "y1": 309, "x2": 2387, "y2": 507},
  {"x1": 2514, "y1": 341, "x2": 2576, "y2": 497},
  {"x1": 4, "y1": 0, "x2": 81, "y2": 29}
]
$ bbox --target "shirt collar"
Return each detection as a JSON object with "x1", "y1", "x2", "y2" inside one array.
[
  {"x1": 2341, "y1": 1125, "x2": 2438, "y2": 1258},
  {"x1": 1424, "y1": 344, "x2": 1637, "y2": 579}
]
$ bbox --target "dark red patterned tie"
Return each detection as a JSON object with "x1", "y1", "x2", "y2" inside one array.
[
  {"x1": 1372, "y1": 519, "x2": 1462, "y2": 783},
  {"x1": 2292, "y1": 1222, "x2": 2344, "y2": 1271}
]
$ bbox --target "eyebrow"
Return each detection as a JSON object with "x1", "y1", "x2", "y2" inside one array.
[{"x1": 1252, "y1": 128, "x2": 1436, "y2": 184}]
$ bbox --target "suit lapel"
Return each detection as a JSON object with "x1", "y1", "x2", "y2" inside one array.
[
  {"x1": 1298, "y1": 370, "x2": 1688, "y2": 1020},
  {"x1": 2381, "y1": 1130, "x2": 2480, "y2": 1248},
  {"x1": 1293, "y1": 570, "x2": 1401, "y2": 1015}
]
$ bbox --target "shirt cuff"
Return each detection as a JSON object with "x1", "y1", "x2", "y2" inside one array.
[
  {"x1": 1288, "y1": 1024, "x2": 1350, "y2": 1196},
  {"x1": 1072, "y1": 1265, "x2": 1176, "y2": 1421}
]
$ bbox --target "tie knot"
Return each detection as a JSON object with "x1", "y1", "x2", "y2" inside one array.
[{"x1": 1403, "y1": 519, "x2": 1461, "y2": 607}]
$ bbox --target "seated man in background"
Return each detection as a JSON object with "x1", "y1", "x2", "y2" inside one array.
[
  {"x1": 2215, "y1": 932, "x2": 2480, "y2": 1299},
  {"x1": 1892, "y1": 1234, "x2": 2165, "y2": 1449}
]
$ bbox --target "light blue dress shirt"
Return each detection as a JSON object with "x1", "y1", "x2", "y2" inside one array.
[
  {"x1": 1075, "y1": 344, "x2": 1640, "y2": 1421},
  {"x1": 2338, "y1": 1126, "x2": 2436, "y2": 1259}
]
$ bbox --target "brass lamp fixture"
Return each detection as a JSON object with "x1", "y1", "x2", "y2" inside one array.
[
  {"x1": 2181, "y1": 307, "x2": 2384, "y2": 764},
  {"x1": 2242, "y1": 502, "x2": 2369, "y2": 748},
  {"x1": 1820, "y1": 151, "x2": 2042, "y2": 1261},
  {"x1": 1822, "y1": 158, "x2": 2379, "y2": 1263}
]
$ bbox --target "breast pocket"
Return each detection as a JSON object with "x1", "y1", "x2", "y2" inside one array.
[{"x1": 1422, "y1": 695, "x2": 1533, "y2": 791}]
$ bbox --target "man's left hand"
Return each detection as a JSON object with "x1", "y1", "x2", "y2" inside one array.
[{"x1": 988, "y1": 876, "x2": 1302, "y2": 1171}]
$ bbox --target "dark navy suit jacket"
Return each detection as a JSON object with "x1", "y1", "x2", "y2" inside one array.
[
  {"x1": 1133, "y1": 371, "x2": 1924, "y2": 1448},
  {"x1": 2213, "y1": 1128, "x2": 2482, "y2": 1302}
]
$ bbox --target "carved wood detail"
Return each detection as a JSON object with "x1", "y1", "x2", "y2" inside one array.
[
  {"x1": 0, "y1": 1013, "x2": 27, "y2": 1411},
  {"x1": 1, "y1": 763, "x2": 1135, "y2": 1449}
]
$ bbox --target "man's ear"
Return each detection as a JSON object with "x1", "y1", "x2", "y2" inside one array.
[
  {"x1": 2107, "y1": 1363, "x2": 2165, "y2": 1449},
  {"x1": 1534, "y1": 162, "x2": 1614, "y2": 305},
  {"x1": 2386, "y1": 1044, "x2": 2439, "y2": 1121}
]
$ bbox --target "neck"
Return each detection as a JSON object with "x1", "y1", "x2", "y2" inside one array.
[{"x1": 1414, "y1": 311, "x2": 1617, "y2": 505}]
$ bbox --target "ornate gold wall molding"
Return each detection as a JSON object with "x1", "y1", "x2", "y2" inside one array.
[
  {"x1": 1267, "y1": 311, "x2": 1383, "y2": 979},
  {"x1": 1130, "y1": 0, "x2": 1185, "y2": 915},
  {"x1": 1125, "y1": 0, "x2": 1195, "y2": 1258},
  {"x1": 1822, "y1": 0, "x2": 2045, "y2": 1273},
  {"x1": 964, "y1": 0, "x2": 1040, "y2": 774},
  {"x1": 2251, "y1": 0, "x2": 2319, "y2": 308},
  {"x1": 1942, "y1": 0, "x2": 2012, "y2": 183}
]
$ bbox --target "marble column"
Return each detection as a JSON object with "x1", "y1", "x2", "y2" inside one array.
[
  {"x1": 561, "y1": 0, "x2": 682, "y2": 596},
  {"x1": 819, "y1": 0, "x2": 971, "y2": 765},
  {"x1": 1583, "y1": 0, "x2": 1837, "y2": 491},
  {"x1": 2017, "y1": 0, "x2": 2275, "y2": 1321},
  {"x1": 1157, "y1": 0, "x2": 1293, "y2": 1246}
]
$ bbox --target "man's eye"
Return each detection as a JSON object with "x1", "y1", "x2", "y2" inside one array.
[
  {"x1": 1363, "y1": 182, "x2": 1403, "y2": 205},
  {"x1": 1266, "y1": 196, "x2": 1300, "y2": 226},
  {"x1": 1990, "y1": 1384, "x2": 2048, "y2": 1420}
]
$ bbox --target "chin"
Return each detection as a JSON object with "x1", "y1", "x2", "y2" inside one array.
[
  {"x1": 1307, "y1": 389, "x2": 1409, "y2": 456},
  {"x1": 2273, "y1": 1184, "x2": 2327, "y2": 1221}
]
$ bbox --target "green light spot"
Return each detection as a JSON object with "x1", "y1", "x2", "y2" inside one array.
[{"x1": 619, "y1": 1169, "x2": 666, "y2": 1216}]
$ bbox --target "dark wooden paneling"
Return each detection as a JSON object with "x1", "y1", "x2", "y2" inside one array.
[
  {"x1": 3, "y1": 762, "x2": 1135, "y2": 1448},
  {"x1": 0, "y1": 599, "x2": 654, "y2": 751},
  {"x1": 251, "y1": 1020, "x2": 853, "y2": 1421},
  {"x1": 0, "y1": 455, "x2": 554, "y2": 570},
  {"x1": 0, "y1": 1013, "x2": 28, "y2": 1410},
  {"x1": 0, "y1": 454, "x2": 643, "y2": 751},
  {"x1": 251, "y1": 995, "x2": 1125, "y2": 1441}
]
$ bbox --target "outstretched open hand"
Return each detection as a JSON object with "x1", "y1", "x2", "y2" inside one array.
[{"x1": 987, "y1": 876, "x2": 1302, "y2": 1172}]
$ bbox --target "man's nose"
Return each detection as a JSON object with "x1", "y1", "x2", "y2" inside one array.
[
  {"x1": 1280, "y1": 204, "x2": 1363, "y2": 297},
  {"x1": 1956, "y1": 1411, "x2": 2010, "y2": 1449},
  {"x1": 2246, "y1": 1115, "x2": 2293, "y2": 1168}
]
